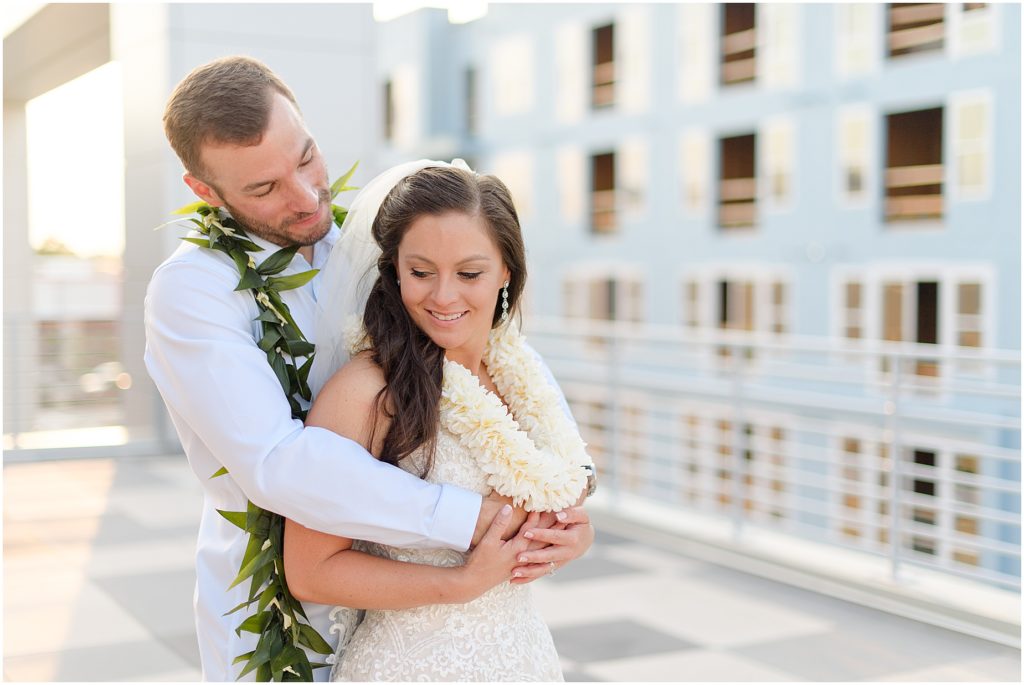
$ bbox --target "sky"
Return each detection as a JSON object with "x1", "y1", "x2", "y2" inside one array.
[{"x1": 26, "y1": 61, "x2": 125, "y2": 257}]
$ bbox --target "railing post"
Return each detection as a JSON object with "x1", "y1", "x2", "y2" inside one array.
[
  {"x1": 607, "y1": 323, "x2": 622, "y2": 510},
  {"x1": 887, "y1": 351, "x2": 904, "y2": 582},
  {"x1": 731, "y1": 341, "x2": 748, "y2": 541}
]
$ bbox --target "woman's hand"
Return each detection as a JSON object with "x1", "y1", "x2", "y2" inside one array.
[
  {"x1": 453, "y1": 507, "x2": 536, "y2": 602},
  {"x1": 508, "y1": 505, "x2": 594, "y2": 584}
]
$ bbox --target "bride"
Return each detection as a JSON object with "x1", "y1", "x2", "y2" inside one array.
[{"x1": 283, "y1": 159, "x2": 594, "y2": 681}]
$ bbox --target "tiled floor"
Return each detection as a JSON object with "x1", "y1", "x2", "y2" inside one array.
[{"x1": 3, "y1": 455, "x2": 1020, "y2": 682}]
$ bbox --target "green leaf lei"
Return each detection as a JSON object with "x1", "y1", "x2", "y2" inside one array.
[{"x1": 169, "y1": 162, "x2": 358, "y2": 681}]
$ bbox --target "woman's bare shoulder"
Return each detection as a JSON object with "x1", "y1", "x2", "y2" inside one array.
[{"x1": 307, "y1": 351, "x2": 388, "y2": 452}]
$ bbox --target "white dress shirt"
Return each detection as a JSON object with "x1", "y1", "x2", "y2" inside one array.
[{"x1": 144, "y1": 226, "x2": 482, "y2": 681}]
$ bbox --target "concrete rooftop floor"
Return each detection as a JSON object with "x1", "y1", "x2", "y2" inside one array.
[{"x1": 3, "y1": 454, "x2": 1020, "y2": 682}]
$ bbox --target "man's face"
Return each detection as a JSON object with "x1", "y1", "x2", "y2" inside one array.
[{"x1": 187, "y1": 93, "x2": 332, "y2": 248}]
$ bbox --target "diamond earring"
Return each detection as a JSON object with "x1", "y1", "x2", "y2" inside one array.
[{"x1": 501, "y1": 280, "x2": 510, "y2": 322}]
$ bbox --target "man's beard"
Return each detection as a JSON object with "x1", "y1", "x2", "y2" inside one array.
[{"x1": 224, "y1": 188, "x2": 333, "y2": 247}]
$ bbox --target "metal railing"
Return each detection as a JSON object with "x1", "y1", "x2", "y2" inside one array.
[
  {"x1": 525, "y1": 316, "x2": 1021, "y2": 592},
  {"x1": 2, "y1": 316, "x2": 173, "y2": 457}
]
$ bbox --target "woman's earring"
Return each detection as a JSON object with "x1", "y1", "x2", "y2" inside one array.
[
  {"x1": 501, "y1": 281, "x2": 510, "y2": 322},
  {"x1": 396, "y1": 278, "x2": 400, "y2": 286}
]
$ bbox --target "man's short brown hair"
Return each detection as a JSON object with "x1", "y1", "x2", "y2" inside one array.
[{"x1": 163, "y1": 55, "x2": 299, "y2": 179}]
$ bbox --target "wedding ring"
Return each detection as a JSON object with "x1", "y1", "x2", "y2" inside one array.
[{"x1": 548, "y1": 562, "x2": 556, "y2": 576}]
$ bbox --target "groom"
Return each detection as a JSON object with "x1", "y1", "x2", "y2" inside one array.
[{"x1": 144, "y1": 56, "x2": 594, "y2": 681}]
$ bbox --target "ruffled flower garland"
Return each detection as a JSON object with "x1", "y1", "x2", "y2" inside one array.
[{"x1": 347, "y1": 320, "x2": 590, "y2": 511}]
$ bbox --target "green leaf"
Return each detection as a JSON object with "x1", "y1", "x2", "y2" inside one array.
[
  {"x1": 256, "y1": 246, "x2": 299, "y2": 276},
  {"x1": 258, "y1": 328, "x2": 283, "y2": 354},
  {"x1": 257, "y1": 584, "x2": 279, "y2": 615},
  {"x1": 232, "y1": 650, "x2": 255, "y2": 666},
  {"x1": 256, "y1": 309, "x2": 282, "y2": 324},
  {"x1": 267, "y1": 270, "x2": 318, "y2": 292},
  {"x1": 235, "y1": 610, "x2": 271, "y2": 636},
  {"x1": 181, "y1": 237, "x2": 211, "y2": 248},
  {"x1": 330, "y1": 161, "x2": 360, "y2": 198},
  {"x1": 210, "y1": 466, "x2": 229, "y2": 479},
  {"x1": 223, "y1": 597, "x2": 256, "y2": 617},
  {"x1": 230, "y1": 249, "x2": 250, "y2": 276},
  {"x1": 217, "y1": 509, "x2": 248, "y2": 530},
  {"x1": 172, "y1": 200, "x2": 210, "y2": 215},
  {"x1": 269, "y1": 351, "x2": 289, "y2": 393},
  {"x1": 228, "y1": 546, "x2": 274, "y2": 590},
  {"x1": 284, "y1": 339, "x2": 315, "y2": 358},
  {"x1": 331, "y1": 205, "x2": 348, "y2": 228},
  {"x1": 297, "y1": 355, "x2": 314, "y2": 385},
  {"x1": 234, "y1": 268, "x2": 265, "y2": 292},
  {"x1": 249, "y1": 559, "x2": 274, "y2": 600},
  {"x1": 271, "y1": 645, "x2": 307, "y2": 681},
  {"x1": 297, "y1": 623, "x2": 333, "y2": 655}
]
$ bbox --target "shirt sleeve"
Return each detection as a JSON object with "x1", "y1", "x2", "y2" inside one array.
[{"x1": 143, "y1": 254, "x2": 480, "y2": 551}]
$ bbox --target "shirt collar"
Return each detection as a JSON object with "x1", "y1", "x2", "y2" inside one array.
[{"x1": 242, "y1": 224, "x2": 340, "y2": 273}]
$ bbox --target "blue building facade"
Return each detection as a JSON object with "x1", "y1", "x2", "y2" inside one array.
[{"x1": 371, "y1": 4, "x2": 1020, "y2": 588}]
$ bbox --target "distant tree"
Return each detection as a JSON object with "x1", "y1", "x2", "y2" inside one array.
[{"x1": 35, "y1": 237, "x2": 76, "y2": 256}]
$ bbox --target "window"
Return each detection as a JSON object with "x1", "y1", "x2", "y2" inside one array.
[
  {"x1": 592, "y1": 23, "x2": 615, "y2": 109},
  {"x1": 719, "y1": 280, "x2": 755, "y2": 332},
  {"x1": 843, "y1": 281, "x2": 864, "y2": 339},
  {"x1": 881, "y1": 279, "x2": 940, "y2": 376},
  {"x1": 888, "y1": 3, "x2": 945, "y2": 59},
  {"x1": 721, "y1": 3, "x2": 756, "y2": 85},
  {"x1": 382, "y1": 79, "x2": 394, "y2": 141},
  {"x1": 591, "y1": 152, "x2": 617, "y2": 234},
  {"x1": 718, "y1": 133, "x2": 757, "y2": 228},
  {"x1": 685, "y1": 273, "x2": 790, "y2": 336},
  {"x1": 563, "y1": 273, "x2": 644, "y2": 323},
  {"x1": 464, "y1": 67, "x2": 477, "y2": 136},
  {"x1": 885, "y1": 107, "x2": 944, "y2": 223},
  {"x1": 956, "y1": 282, "x2": 983, "y2": 349}
]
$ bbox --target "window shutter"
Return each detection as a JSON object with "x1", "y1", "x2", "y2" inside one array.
[
  {"x1": 678, "y1": 3, "x2": 714, "y2": 104},
  {"x1": 490, "y1": 35, "x2": 535, "y2": 116},
  {"x1": 489, "y1": 151, "x2": 534, "y2": 219},
  {"x1": 556, "y1": 146, "x2": 586, "y2": 224},
  {"x1": 680, "y1": 129, "x2": 711, "y2": 216},
  {"x1": 618, "y1": 137, "x2": 648, "y2": 219},
  {"x1": 835, "y1": 4, "x2": 881, "y2": 79},
  {"x1": 618, "y1": 6, "x2": 651, "y2": 114},
  {"x1": 760, "y1": 117, "x2": 795, "y2": 211},
  {"x1": 392, "y1": 64, "x2": 421, "y2": 148},
  {"x1": 759, "y1": 3, "x2": 800, "y2": 89},
  {"x1": 555, "y1": 22, "x2": 587, "y2": 124},
  {"x1": 951, "y1": 92, "x2": 991, "y2": 200},
  {"x1": 837, "y1": 106, "x2": 874, "y2": 206}
]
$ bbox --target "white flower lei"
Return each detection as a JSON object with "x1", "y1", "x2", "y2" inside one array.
[{"x1": 347, "y1": 318, "x2": 590, "y2": 511}]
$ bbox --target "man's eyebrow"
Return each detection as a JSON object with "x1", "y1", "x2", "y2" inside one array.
[{"x1": 241, "y1": 139, "x2": 314, "y2": 193}]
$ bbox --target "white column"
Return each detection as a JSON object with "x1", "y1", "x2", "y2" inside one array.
[
  {"x1": 110, "y1": 3, "x2": 177, "y2": 445},
  {"x1": 3, "y1": 101, "x2": 38, "y2": 439}
]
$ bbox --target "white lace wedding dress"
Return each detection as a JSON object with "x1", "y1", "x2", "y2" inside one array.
[{"x1": 328, "y1": 426, "x2": 564, "y2": 682}]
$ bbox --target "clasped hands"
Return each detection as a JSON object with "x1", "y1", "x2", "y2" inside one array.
[{"x1": 470, "y1": 491, "x2": 593, "y2": 584}]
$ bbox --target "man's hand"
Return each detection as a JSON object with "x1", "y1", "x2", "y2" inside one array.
[
  {"x1": 470, "y1": 492, "x2": 528, "y2": 547},
  {"x1": 509, "y1": 505, "x2": 594, "y2": 584}
]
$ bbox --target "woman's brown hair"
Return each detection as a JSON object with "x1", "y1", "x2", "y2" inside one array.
[{"x1": 362, "y1": 166, "x2": 527, "y2": 474}]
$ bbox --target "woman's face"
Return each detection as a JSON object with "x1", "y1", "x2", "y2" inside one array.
[{"x1": 396, "y1": 210, "x2": 510, "y2": 366}]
